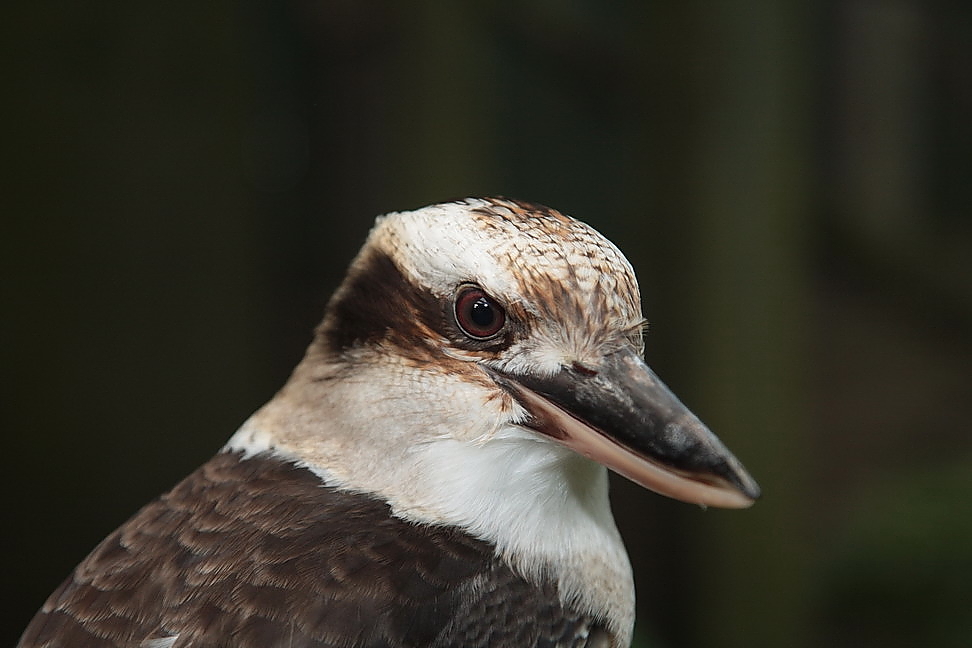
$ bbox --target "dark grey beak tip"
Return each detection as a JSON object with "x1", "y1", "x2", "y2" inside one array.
[
  {"x1": 740, "y1": 477, "x2": 762, "y2": 501},
  {"x1": 722, "y1": 459, "x2": 762, "y2": 501}
]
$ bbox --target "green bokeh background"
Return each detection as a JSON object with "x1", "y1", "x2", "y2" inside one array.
[{"x1": 4, "y1": 2, "x2": 971, "y2": 646}]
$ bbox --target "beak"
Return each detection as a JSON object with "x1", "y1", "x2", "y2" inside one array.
[{"x1": 488, "y1": 347, "x2": 761, "y2": 509}]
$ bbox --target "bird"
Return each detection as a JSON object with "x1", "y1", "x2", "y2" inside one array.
[{"x1": 18, "y1": 197, "x2": 760, "y2": 648}]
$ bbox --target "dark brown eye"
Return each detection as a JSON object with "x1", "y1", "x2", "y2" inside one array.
[{"x1": 454, "y1": 286, "x2": 506, "y2": 340}]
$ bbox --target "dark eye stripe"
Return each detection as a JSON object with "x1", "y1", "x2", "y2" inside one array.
[{"x1": 454, "y1": 286, "x2": 506, "y2": 339}]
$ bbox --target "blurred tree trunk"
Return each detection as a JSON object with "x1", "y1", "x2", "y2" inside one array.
[
  {"x1": 632, "y1": 2, "x2": 817, "y2": 646},
  {"x1": 685, "y1": 4, "x2": 816, "y2": 647}
]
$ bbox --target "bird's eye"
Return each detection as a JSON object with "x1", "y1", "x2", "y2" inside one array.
[{"x1": 454, "y1": 286, "x2": 506, "y2": 340}]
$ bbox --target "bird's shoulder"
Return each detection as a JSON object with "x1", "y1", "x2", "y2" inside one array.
[{"x1": 18, "y1": 451, "x2": 613, "y2": 648}]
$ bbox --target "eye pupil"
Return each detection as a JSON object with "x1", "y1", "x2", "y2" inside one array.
[
  {"x1": 470, "y1": 298, "x2": 494, "y2": 327},
  {"x1": 455, "y1": 287, "x2": 506, "y2": 339}
]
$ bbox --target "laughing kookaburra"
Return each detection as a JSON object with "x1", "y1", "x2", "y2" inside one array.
[{"x1": 18, "y1": 197, "x2": 760, "y2": 648}]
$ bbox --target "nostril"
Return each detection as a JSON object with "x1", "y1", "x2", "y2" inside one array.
[{"x1": 571, "y1": 361, "x2": 598, "y2": 377}]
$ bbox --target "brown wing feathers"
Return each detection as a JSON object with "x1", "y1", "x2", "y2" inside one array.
[{"x1": 18, "y1": 452, "x2": 609, "y2": 648}]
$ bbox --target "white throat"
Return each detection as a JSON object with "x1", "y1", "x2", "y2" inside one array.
[{"x1": 224, "y1": 358, "x2": 635, "y2": 644}]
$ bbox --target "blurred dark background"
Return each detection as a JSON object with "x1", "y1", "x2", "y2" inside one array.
[{"x1": 3, "y1": 2, "x2": 971, "y2": 646}]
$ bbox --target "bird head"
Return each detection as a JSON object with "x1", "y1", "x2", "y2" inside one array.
[{"x1": 284, "y1": 197, "x2": 760, "y2": 511}]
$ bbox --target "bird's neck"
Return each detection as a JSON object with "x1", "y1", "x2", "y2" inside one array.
[{"x1": 224, "y1": 352, "x2": 636, "y2": 644}]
